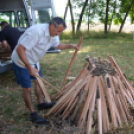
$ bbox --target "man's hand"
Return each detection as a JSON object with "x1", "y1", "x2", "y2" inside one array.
[
  {"x1": 26, "y1": 64, "x2": 39, "y2": 77},
  {"x1": 18, "y1": 60, "x2": 39, "y2": 77},
  {"x1": 2, "y1": 41, "x2": 11, "y2": 51},
  {"x1": 29, "y1": 68, "x2": 39, "y2": 77},
  {"x1": 71, "y1": 44, "x2": 80, "y2": 51}
]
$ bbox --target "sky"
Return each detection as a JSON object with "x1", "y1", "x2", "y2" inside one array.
[
  {"x1": 53, "y1": 0, "x2": 81, "y2": 20},
  {"x1": 53, "y1": 0, "x2": 72, "y2": 20},
  {"x1": 53, "y1": 0, "x2": 68, "y2": 17}
]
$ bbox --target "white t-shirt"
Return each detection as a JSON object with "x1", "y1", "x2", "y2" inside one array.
[{"x1": 11, "y1": 24, "x2": 59, "y2": 68}]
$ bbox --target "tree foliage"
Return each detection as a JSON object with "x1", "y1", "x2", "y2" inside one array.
[
  {"x1": 70, "y1": 0, "x2": 134, "y2": 34},
  {"x1": 26, "y1": 0, "x2": 134, "y2": 34}
]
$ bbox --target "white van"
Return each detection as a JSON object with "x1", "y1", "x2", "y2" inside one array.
[{"x1": 0, "y1": 0, "x2": 59, "y2": 74}]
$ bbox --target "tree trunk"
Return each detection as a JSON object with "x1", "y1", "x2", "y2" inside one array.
[
  {"x1": 108, "y1": 0, "x2": 116, "y2": 31},
  {"x1": 105, "y1": 0, "x2": 110, "y2": 34},
  {"x1": 76, "y1": 0, "x2": 89, "y2": 33},
  {"x1": 64, "y1": 1, "x2": 69, "y2": 21},
  {"x1": 88, "y1": 0, "x2": 92, "y2": 33},
  {"x1": 118, "y1": 0, "x2": 134, "y2": 34},
  {"x1": 69, "y1": 0, "x2": 75, "y2": 37},
  {"x1": 108, "y1": 15, "x2": 113, "y2": 32},
  {"x1": 88, "y1": 9, "x2": 90, "y2": 33}
]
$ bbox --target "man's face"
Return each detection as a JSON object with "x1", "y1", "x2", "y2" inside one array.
[{"x1": 49, "y1": 24, "x2": 64, "y2": 37}]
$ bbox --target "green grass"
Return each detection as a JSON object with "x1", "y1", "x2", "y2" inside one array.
[
  {"x1": 0, "y1": 32, "x2": 134, "y2": 133},
  {"x1": 60, "y1": 30, "x2": 132, "y2": 40}
]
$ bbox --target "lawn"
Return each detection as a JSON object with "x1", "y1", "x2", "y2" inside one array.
[{"x1": 0, "y1": 35, "x2": 134, "y2": 134}]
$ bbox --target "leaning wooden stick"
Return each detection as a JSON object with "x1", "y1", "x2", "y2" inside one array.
[
  {"x1": 61, "y1": 37, "x2": 83, "y2": 90},
  {"x1": 86, "y1": 87, "x2": 97, "y2": 134},
  {"x1": 99, "y1": 77, "x2": 109, "y2": 133},
  {"x1": 46, "y1": 80, "x2": 82, "y2": 116},
  {"x1": 108, "y1": 55, "x2": 134, "y2": 98},
  {"x1": 36, "y1": 76, "x2": 51, "y2": 102},
  {"x1": 52, "y1": 63, "x2": 88, "y2": 101},
  {"x1": 71, "y1": 74, "x2": 92, "y2": 121},
  {"x1": 62, "y1": 79, "x2": 87, "y2": 119},
  {"x1": 105, "y1": 74, "x2": 118, "y2": 128},
  {"x1": 78, "y1": 76, "x2": 97, "y2": 128},
  {"x1": 39, "y1": 76, "x2": 59, "y2": 92},
  {"x1": 97, "y1": 88, "x2": 102, "y2": 134},
  {"x1": 62, "y1": 96, "x2": 79, "y2": 120},
  {"x1": 18, "y1": 60, "x2": 51, "y2": 102},
  {"x1": 112, "y1": 77, "x2": 128, "y2": 122}
]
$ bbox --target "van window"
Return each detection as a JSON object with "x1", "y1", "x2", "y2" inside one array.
[
  {"x1": 18, "y1": 11, "x2": 28, "y2": 28},
  {"x1": 34, "y1": 8, "x2": 52, "y2": 24},
  {"x1": 0, "y1": 12, "x2": 17, "y2": 28}
]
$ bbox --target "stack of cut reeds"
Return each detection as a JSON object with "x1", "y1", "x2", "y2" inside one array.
[{"x1": 45, "y1": 55, "x2": 134, "y2": 134}]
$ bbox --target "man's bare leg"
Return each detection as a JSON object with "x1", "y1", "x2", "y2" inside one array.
[
  {"x1": 22, "y1": 87, "x2": 46, "y2": 124},
  {"x1": 22, "y1": 88, "x2": 34, "y2": 113},
  {"x1": 34, "y1": 79, "x2": 56, "y2": 110},
  {"x1": 34, "y1": 80, "x2": 43, "y2": 104}
]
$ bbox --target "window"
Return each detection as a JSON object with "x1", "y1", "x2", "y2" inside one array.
[
  {"x1": 0, "y1": 12, "x2": 17, "y2": 28},
  {"x1": 34, "y1": 8, "x2": 52, "y2": 24},
  {"x1": 18, "y1": 11, "x2": 28, "y2": 28}
]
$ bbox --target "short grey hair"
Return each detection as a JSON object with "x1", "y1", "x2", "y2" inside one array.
[{"x1": 49, "y1": 17, "x2": 66, "y2": 29}]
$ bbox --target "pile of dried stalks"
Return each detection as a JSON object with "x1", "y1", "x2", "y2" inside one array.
[{"x1": 45, "y1": 55, "x2": 134, "y2": 134}]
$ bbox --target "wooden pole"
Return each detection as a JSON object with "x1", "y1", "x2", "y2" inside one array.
[
  {"x1": 78, "y1": 76, "x2": 97, "y2": 128},
  {"x1": 45, "y1": 79, "x2": 82, "y2": 116},
  {"x1": 97, "y1": 88, "x2": 102, "y2": 134},
  {"x1": 105, "y1": 74, "x2": 118, "y2": 128},
  {"x1": 99, "y1": 77, "x2": 110, "y2": 133},
  {"x1": 116, "y1": 76, "x2": 132, "y2": 122},
  {"x1": 61, "y1": 37, "x2": 83, "y2": 90},
  {"x1": 71, "y1": 74, "x2": 92, "y2": 121},
  {"x1": 108, "y1": 56, "x2": 134, "y2": 99},
  {"x1": 62, "y1": 78, "x2": 87, "y2": 118},
  {"x1": 112, "y1": 77, "x2": 128, "y2": 122},
  {"x1": 39, "y1": 76, "x2": 59, "y2": 92},
  {"x1": 86, "y1": 85, "x2": 97, "y2": 134},
  {"x1": 36, "y1": 76, "x2": 51, "y2": 102},
  {"x1": 62, "y1": 96, "x2": 79, "y2": 120}
]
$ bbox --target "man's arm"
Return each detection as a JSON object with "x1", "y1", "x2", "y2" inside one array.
[
  {"x1": 1, "y1": 40, "x2": 11, "y2": 51},
  {"x1": 55, "y1": 43, "x2": 80, "y2": 51},
  {"x1": 0, "y1": 30, "x2": 11, "y2": 51},
  {"x1": 16, "y1": 44, "x2": 39, "y2": 77}
]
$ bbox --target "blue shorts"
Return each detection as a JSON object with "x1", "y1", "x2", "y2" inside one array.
[{"x1": 12, "y1": 62, "x2": 42, "y2": 88}]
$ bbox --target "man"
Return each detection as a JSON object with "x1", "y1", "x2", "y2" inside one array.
[
  {"x1": 0, "y1": 21, "x2": 21, "y2": 51},
  {"x1": 11, "y1": 17, "x2": 79, "y2": 124}
]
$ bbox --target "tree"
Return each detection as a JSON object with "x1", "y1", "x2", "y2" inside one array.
[
  {"x1": 76, "y1": 0, "x2": 89, "y2": 32},
  {"x1": 64, "y1": 1, "x2": 69, "y2": 21},
  {"x1": 64, "y1": 0, "x2": 75, "y2": 37},
  {"x1": 108, "y1": 0, "x2": 117, "y2": 31},
  {"x1": 118, "y1": 0, "x2": 134, "y2": 33},
  {"x1": 84, "y1": 0, "x2": 95, "y2": 33},
  {"x1": 105, "y1": 0, "x2": 110, "y2": 34},
  {"x1": 128, "y1": 4, "x2": 134, "y2": 24},
  {"x1": 69, "y1": 0, "x2": 75, "y2": 37},
  {"x1": 96, "y1": 0, "x2": 118, "y2": 34}
]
